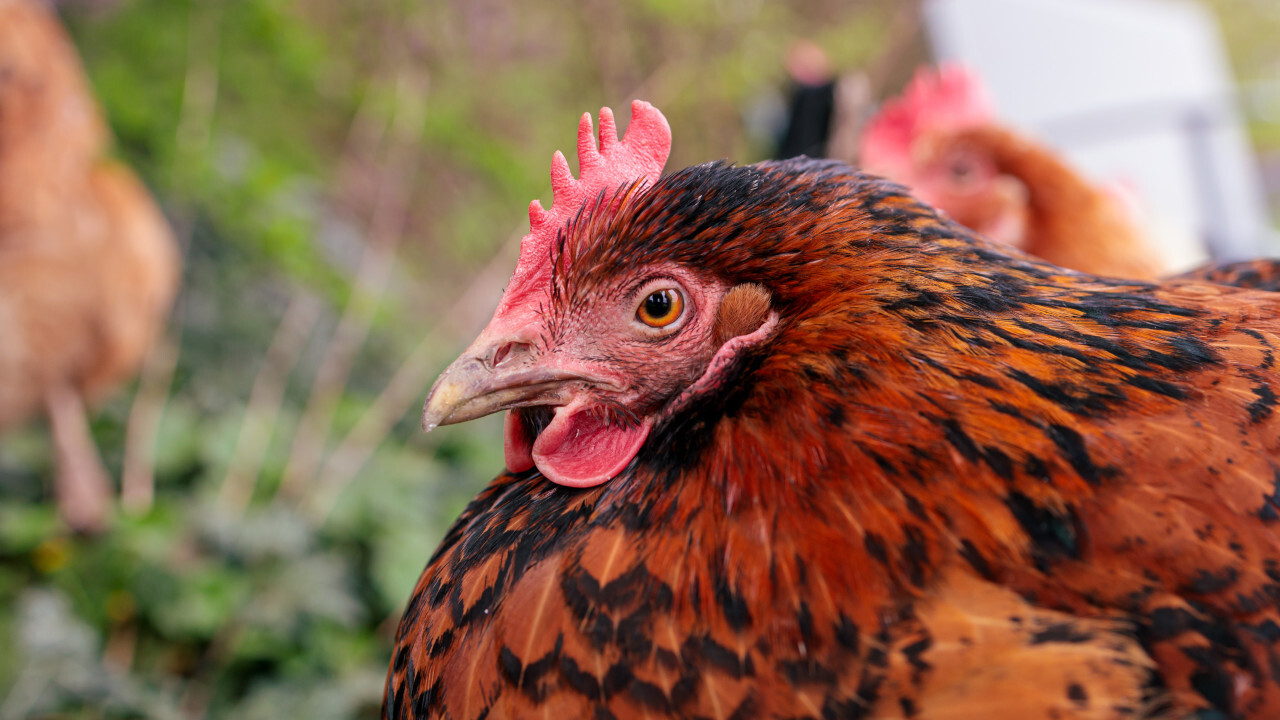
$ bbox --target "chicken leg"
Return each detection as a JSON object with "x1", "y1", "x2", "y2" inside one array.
[{"x1": 45, "y1": 384, "x2": 110, "y2": 533}]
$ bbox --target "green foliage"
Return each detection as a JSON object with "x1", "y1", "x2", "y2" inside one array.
[{"x1": 1203, "y1": 0, "x2": 1280, "y2": 152}]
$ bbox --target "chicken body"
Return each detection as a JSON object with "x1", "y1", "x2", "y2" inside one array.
[
  {"x1": 388, "y1": 105, "x2": 1280, "y2": 719},
  {"x1": 0, "y1": 0, "x2": 179, "y2": 530},
  {"x1": 1179, "y1": 258, "x2": 1280, "y2": 293},
  {"x1": 860, "y1": 64, "x2": 1164, "y2": 280}
]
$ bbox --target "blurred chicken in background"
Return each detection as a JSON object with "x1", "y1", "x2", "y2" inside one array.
[
  {"x1": 858, "y1": 63, "x2": 1165, "y2": 279},
  {"x1": 0, "y1": 0, "x2": 180, "y2": 532}
]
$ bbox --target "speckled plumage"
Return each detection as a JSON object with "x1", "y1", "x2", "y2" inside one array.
[
  {"x1": 1180, "y1": 259, "x2": 1280, "y2": 294},
  {"x1": 387, "y1": 157, "x2": 1280, "y2": 719}
]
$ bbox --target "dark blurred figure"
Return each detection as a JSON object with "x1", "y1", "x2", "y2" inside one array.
[{"x1": 774, "y1": 40, "x2": 836, "y2": 159}]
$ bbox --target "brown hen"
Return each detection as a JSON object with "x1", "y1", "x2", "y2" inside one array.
[
  {"x1": 860, "y1": 63, "x2": 1165, "y2": 280},
  {"x1": 0, "y1": 0, "x2": 180, "y2": 532},
  {"x1": 386, "y1": 100, "x2": 1280, "y2": 719}
]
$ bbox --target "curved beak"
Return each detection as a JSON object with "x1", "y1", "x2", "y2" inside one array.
[{"x1": 421, "y1": 333, "x2": 597, "y2": 432}]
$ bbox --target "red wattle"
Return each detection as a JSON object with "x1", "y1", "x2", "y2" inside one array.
[
  {"x1": 503, "y1": 411, "x2": 536, "y2": 473},
  {"x1": 531, "y1": 400, "x2": 651, "y2": 488}
]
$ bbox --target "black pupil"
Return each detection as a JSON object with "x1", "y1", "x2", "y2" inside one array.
[{"x1": 645, "y1": 291, "x2": 672, "y2": 319}]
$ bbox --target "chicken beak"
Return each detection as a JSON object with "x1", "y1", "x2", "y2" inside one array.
[{"x1": 421, "y1": 334, "x2": 586, "y2": 432}]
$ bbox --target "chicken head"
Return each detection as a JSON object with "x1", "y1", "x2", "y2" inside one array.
[{"x1": 423, "y1": 102, "x2": 776, "y2": 488}]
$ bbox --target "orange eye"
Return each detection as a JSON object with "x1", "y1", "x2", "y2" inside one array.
[{"x1": 637, "y1": 288, "x2": 684, "y2": 328}]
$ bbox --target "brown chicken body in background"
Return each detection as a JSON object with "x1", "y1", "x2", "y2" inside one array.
[
  {"x1": 916, "y1": 125, "x2": 1165, "y2": 280},
  {"x1": 0, "y1": 0, "x2": 179, "y2": 531},
  {"x1": 385, "y1": 103, "x2": 1280, "y2": 719},
  {"x1": 860, "y1": 64, "x2": 1165, "y2": 280}
]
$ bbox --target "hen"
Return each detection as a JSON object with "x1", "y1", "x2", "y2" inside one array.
[
  {"x1": 1179, "y1": 259, "x2": 1280, "y2": 293},
  {"x1": 0, "y1": 0, "x2": 180, "y2": 531},
  {"x1": 387, "y1": 100, "x2": 1280, "y2": 719},
  {"x1": 859, "y1": 64, "x2": 1164, "y2": 280}
]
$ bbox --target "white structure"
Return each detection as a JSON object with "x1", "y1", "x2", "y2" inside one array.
[{"x1": 924, "y1": 0, "x2": 1274, "y2": 270}]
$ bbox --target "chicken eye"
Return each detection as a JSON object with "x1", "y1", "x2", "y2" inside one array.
[
  {"x1": 950, "y1": 159, "x2": 976, "y2": 182},
  {"x1": 637, "y1": 288, "x2": 684, "y2": 328}
]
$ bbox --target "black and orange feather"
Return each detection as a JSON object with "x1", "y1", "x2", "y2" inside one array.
[{"x1": 387, "y1": 113, "x2": 1280, "y2": 719}]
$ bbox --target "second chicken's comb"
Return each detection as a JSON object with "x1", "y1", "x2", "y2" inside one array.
[
  {"x1": 860, "y1": 63, "x2": 994, "y2": 164},
  {"x1": 495, "y1": 101, "x2": 671, "y2": 324}
]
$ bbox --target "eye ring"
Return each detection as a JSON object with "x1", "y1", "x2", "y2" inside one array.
[
  {"x1": 636, "y1": 287, "x2": 685, "y2": 329},
  {"x1": 949, "y1": 159, "x2": 975, "y2": 182}
]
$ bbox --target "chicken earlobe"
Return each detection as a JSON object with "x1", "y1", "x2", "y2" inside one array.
[
  {"x1": 673, "y1": 297, "x2": 779, "y2": 414},
  {"x1": 713, "y1": 283, "x2": 771, "y2": 346}
]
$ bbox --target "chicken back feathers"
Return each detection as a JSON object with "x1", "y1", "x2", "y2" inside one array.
[
  {"x1": 387, "y1": 102, "x2": 1280, "y2": 719},
  {"x1": 1179, "y1": 259, "x2": 1280, "y2": 294}
]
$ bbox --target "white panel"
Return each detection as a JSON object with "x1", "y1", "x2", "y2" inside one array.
[{"x1": 924, "y1": 0, "x2": 1274, "y2": 269}]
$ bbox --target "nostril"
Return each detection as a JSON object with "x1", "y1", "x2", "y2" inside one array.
[{"x1": 490, "y1": 341, "x2": 530, "y2": 368}]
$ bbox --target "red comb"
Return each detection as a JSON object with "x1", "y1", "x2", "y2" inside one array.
[
  {"x1": 859, "y1": 63, "x2": 994, "y2": 171},
  {"x1": 491, "y1": 100, "x2": 671, "y2": 334}
]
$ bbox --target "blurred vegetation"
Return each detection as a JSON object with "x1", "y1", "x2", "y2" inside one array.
[
  {"x1": 0, "y1": 1, "x2": 1276, "y2": 718},
  {"x1": 1207, "y1": 0, "x2": 1280, "y2": 151}
]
